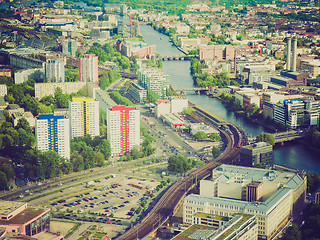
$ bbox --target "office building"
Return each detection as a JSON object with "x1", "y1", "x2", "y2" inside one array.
[
  {"x1": 0, "y1": 201, "x2": 62, "y2": 239},
  {"x1": 173, "y1": 213, "x2": 257, "y2": 240},
  {"x1": 239, "y1": 142, "x2": 274, "y2": 167},
  {"x1": 272, "y1": 99, "x2": 320, "y2": 128},
  {"x1": 107, "y1": 106, "x2": 140, "y2": 155},
  {"x1": 127, "y1": 81, "x2": 147, "y2": 104},
  {"x1": 69, "y1": 97, "x2": 99, "y2": 139},
  {"x1": 184, "y1": 165, "x2": 306, "y2": 240},
  {"x1": 138, "y1": 68, "x2": 170, "y2": 100},
  {"x1": 44, "y1": 59, "x2": 65, "y2": 83},
  {"x1": 36, "y1": 114, "x2": 70, "y2": 159},
  {"x1": 79, "y1": 55, "x2": 99, "y2": 84}
]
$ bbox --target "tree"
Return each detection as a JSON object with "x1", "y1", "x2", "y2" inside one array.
[
  {"x1": 212, "y1": 146, "x2": 220, "y2": 158},
  {"x1": 17, "y1": 128, "x2": 35, "y2": 147},
  {"x1": 97, "y1": 139, "x2": 111, "y2": 159},
  {"x1": 0, "y1": 171, "x2": 8, "y2": 190},
  {"x1": 21, "y1": 94, "x2": 39, "y2": 116},
  {"x1": 55, "y1": 87, "x2": 70, "y2": 108},
  {"x1": 95, "y1": 151, "x2": 105, "y2": 167},
  {"x1": 39, "y1": 103, "x2": 53, "y2": 114},
  {"x1": 147, "y1": 90, "x2": 159, "y2": 102},
  {"x1": 301, "y1": 204, "x2": 320, "y2": 240},
  {"x1": 72, "y1": 154, "x2": 84, "y2": 172},
  {"x1": 256, "y1": 132, "x2": 275, "y2": 145},
  {"x1": 131, "y1": 146, "x2": 142, "y2": 159},
  {"x1": 167, "y1": 155, "x2": 193, "y2": 174},
  {"x1": 99, "y1": 73, "x2": 110, "y2": 90},
  {"x1": 16, "y1": 118, "x2": 32, "y2": 133},
  {"x1": 157, "y1": 58, "x2": 163, "y2": 68},
  {"x1": 193, "y1": 131, "x2": 207, "y2": 141},
  {"x1": 1, "y1": 165, "x2": 15, "y2": 180},
  {"x1": 209, "y1": 133, "x2": 221, "y2": 141}
]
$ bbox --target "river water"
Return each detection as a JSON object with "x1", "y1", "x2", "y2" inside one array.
[{"x1": 139, "y1": 25, "x2": 320, "y2": 173}]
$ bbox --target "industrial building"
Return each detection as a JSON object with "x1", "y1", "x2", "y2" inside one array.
[{"x1": 184, "y1": 165, "x2": 306, "y2": 240}]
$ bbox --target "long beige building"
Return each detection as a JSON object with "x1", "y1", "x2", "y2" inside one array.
[{"x1": 183, "y1": 165, "x2": 306, "y2": 240}]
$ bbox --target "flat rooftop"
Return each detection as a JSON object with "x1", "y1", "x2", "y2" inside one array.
[
  {"x1": 0, "y1": 201, "x2": 26, "y2": 215},
  {"x1": 0, "y1": 207, "x2": 48, "y2": 225},
  {"x1": 172, "y1": 224, "x2": 217, "y2": 240},
  {"x1": 194, "y1": 212, "x2": 228, "y2": 221}
]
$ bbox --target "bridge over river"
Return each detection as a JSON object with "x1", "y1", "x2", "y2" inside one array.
[{"x1": 273, "y1": 130, "x2": 304, "y2": 144}]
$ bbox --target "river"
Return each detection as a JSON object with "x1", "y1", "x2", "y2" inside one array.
[{"x1": 139, "y1": 24, "x2": 320, "y2": 173}]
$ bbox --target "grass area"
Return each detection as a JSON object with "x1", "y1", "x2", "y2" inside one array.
[
  {"x1": 93, "y1": 232, "x2": 107, "y2": 239},
  {"x1": 51, "y1": 219, "x2": 81, "y2": 238}
]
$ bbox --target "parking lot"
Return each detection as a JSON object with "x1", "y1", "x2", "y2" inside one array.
[{"x1": 27, "y1": 174, "x2": 161, "y2": 238}]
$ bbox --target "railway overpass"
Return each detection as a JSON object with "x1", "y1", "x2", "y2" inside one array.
[
  {"x1": 273, "y1": 130, "x2": 304, "y2": 144},
  {"x1": 175, "y1": 87, "x2": 208, "y2": 95}
]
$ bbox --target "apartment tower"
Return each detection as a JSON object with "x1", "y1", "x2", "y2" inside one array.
[
  {"x1": 69, "y1": 97, "x2": 99, "y2": 139},
  {"x1": 44, "y1": 59, "x2": 65, "y2": 82},
  {"x1": 36, "y1": 114, "x2": 70, "y2": 159},
  {"x1": 79, "y1": 54, "x2": 99, "y2": 84},
  {"x1": 107, "y1": 106, "x2": 140, "y2": 155}
]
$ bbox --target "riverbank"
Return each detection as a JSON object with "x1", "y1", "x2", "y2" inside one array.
[{"x1": 140, "y1": 24, "x2": 320, "y2": 173}]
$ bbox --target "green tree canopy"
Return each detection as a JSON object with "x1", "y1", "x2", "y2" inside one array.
[
  {"x1": 256, "y1": 132, "x2": 275, "y2": 145},
  {"x1": 212, "y1": 146, "x2": 220, "y2": 158},
  {"x1": 167, "y1": 155, "x2": 195, "y2": 174},
  {"x1": 193, "y1": 131, "x2": 207, "y2": 141}
]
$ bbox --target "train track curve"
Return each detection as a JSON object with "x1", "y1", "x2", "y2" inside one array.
[{"x1": 116, "y1": 112, "x2": 241, "y2": 240}]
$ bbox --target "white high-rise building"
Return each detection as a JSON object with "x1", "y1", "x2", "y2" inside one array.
[
  {"x1": 44, "y1": 59, "x2": 65, "y2": 82},
  {"x1": 107, "y1": 106, "x2": 140, "y2": 155},
  {"x1": 36, "y1": 114, "x2": 70, "y2": 159},
  {"x1": 138, "y1": 68, "x2": 170, "y2": 100},
  {"x1": 79, "y1": 55, "x2": 99, "y2": 84},
  {"x1": 69, "y1": 97, "x2": 99, "y2": 139}
]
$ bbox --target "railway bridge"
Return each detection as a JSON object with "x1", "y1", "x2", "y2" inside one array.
[{"x1": 273, "y1": 130, "x2": 304, "y2": 144}]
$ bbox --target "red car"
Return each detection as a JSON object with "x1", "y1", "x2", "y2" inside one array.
[{"x1": 120, "y1": 197, "x2": 125, "y2": 199}]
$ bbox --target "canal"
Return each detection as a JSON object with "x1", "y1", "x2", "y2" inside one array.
[{"x1": 140, "y1": 24, "x2": 320, "y2": 173}]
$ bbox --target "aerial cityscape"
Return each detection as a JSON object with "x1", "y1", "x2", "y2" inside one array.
[{"x1": 0, "y1": 0, "x2": 320, "y2": 239}]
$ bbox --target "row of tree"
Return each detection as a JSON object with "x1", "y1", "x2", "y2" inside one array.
[
  {"x1": 99, "y1": 69, "x2": 121, "y2": 90},
  {"x1": 109, "y1": 91, "x2": 134, "y2": 106},
  {"x1": 0, "y1": 157, "x2": 15, "y2": 190},
  {"x1": 193, "y1": 131, "x2": 221, "y2": 141}
]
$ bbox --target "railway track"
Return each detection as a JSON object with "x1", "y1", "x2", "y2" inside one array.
[{"x1": 116, "y1": 109, "x2": 241, "y2": 240}]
